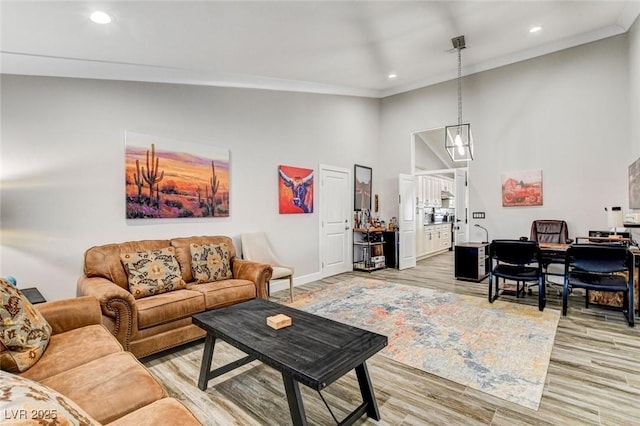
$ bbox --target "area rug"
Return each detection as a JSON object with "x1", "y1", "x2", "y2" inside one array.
[{"x1": 285, "y1": 277, "x2": 560, "y2": 411}]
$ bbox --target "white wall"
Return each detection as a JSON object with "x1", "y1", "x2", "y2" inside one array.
[
  {"x1": 379, "y1": 34, "x2": 630, "y2": 243},
  {"x1": 415, "y1": 132, "x2": 449, "y2": 171},
  {"x1": 0, "y1": 76, "x2": 380, "y2": 300},
  {"x1": 2, "y1": 30, "x2": 636, "y2": 301},
  {"x1": 630, "y1": 16, "x2": 640, "y2": 160}
]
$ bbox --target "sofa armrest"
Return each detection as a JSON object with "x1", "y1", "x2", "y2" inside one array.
[
  {"x1": 233, "y1": 259, "x2": 272, "y2": 299},
  {"x1": 77, "y1": 276, "x2": 137, "y2": 351},
  {"x1": 37, "y1": 296, "x2": 102, "y2": 335}
]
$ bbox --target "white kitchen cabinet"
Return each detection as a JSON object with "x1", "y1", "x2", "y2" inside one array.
[
  {"x1": 416, "y1": 223, "x2": 452, "y2": 260},
  {"x1": 416, "y1": 225, "x2": 425, "y2": 257},
  {"x1": 417, "y1": 176, "x2": 455, "y2": 208},
  {"x1": 426, "y1": 177, "x2": 439, "y2": 207},
  {"x1": 439, "y1": 224, "x2": 452, "y2": 249},
  {"x1": 425, "y1": 227, "x2": 435, "y2": 254}
]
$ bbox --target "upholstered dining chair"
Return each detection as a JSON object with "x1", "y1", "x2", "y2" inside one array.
[
  {"x1": 563, "y1": 244, "x2": 634, "y2": 326},
  {"x1": 489, "y1": 239, "x2": 545, "y2": 311},
  {"x1": 241, "y1": 232, "x2": 295, "y2": 302},
  {"x1": 529, "y1": 220, "x2": 571, "y2": 244},
  {"x1": 526, "y1": 219, "x2": 573, "y2": 294}
]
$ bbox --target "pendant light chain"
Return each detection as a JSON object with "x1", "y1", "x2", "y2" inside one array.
[
  {"x1": 457, "y1": 47, "x2": 462, "y2": 126},
  {"x1": 445, "y1": 35, "x2": 472, "y2": 162}
]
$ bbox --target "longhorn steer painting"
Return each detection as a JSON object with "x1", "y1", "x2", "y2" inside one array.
[{"x1": 278, "y1": 165, "x2": 314, "y2": 214}]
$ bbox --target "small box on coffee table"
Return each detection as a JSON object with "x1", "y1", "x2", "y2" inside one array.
[{"x1": 267, "y1": 314, "x2": 292, "y2": 330}]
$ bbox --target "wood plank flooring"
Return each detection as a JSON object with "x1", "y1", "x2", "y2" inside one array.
[{"x1": 143, "y1": 252, "x2": 640, "y2": 425}]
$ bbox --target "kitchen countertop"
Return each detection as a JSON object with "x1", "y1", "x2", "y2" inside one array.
[{"x1": 424, "y1": 222, "x2": 453, "y2": 226}]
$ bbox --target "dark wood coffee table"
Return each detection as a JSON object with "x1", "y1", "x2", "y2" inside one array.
[{"x1": 192, "y1": 298, "x2": 387, "y2": 426}]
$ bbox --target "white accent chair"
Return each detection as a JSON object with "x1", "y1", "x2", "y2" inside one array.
[{"x1": 241, "y1": 232, "x2": 295, "y2": 301}]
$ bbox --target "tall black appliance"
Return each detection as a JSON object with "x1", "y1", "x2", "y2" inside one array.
[{"x1": 383, "y1": 231, "x2": 399, "y2": 269}]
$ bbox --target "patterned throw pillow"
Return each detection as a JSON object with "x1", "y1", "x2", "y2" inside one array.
[
  {"x1": 120, "y1": 247, "x2": 186, "y2": 299},
  {"x1": 190, "y1": 243, "x2": 233, "y2": 283},
  {"x1": 0, "y1": 370, "x2": 100, "y2": 425},
  {"x1": 0, "y1": 278, "x2": 52, "y2": 373}
]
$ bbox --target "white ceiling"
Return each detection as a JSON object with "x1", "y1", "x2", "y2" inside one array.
[{"x1": 1, "y1": 1, "x2": 639, "y2": 98}]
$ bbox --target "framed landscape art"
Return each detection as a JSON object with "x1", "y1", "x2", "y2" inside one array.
[
  {"x1": 125, "y1": 132, "x2": 230, "y2": 219},
  {"x1": 354, "y1": 164, "x2": 372, "y2": 211},
  {"x1": 629, "y1": 157, "x2": 640, "y2": 209}
]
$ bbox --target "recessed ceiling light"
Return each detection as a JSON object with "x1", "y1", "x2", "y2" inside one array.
[
  {"x1": 90, "y1": 11, "x2": 112, "y2": 24},
  {"x1": 387, "y1": 73, "x2": 398, "y2": 80},
  {"x1": 529, "y1": 26, "x2": 542, "y2": 34}
]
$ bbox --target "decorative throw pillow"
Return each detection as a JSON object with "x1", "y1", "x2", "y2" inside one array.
[
  {"x1": 190, "y1": 243, "x2": 233, "y2": 283},
  {"x1": 0, "y1": 370, "x2": 100, "y2": 425},
  {"x1": 0, "y1": 278, "x2": 52, "y2": 373},
  {"x1": 120, "y1": 247, "x2": 185, "y2": 299}
]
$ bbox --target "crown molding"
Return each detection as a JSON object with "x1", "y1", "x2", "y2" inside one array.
[
  {"x1": 0, "y1": 51, "x2": 382, "y2": 99},
  {"x1": 3, "y1": 13, "x2": 637, "y2": 101}
]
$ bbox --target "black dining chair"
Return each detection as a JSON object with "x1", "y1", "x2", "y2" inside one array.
[
  {"x1": 563, "y1": 244, "x2": 634, "y2": 326},
  {"x1": 488, "y1": 240, "x2": 545, "y2": 311}
]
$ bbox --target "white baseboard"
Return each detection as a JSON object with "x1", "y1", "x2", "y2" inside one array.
[{"x1": 268, "y1": 271, "x2": 322, "y2": 294}]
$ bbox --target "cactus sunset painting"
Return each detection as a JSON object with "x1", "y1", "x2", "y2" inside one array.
[{"x1": 125, "y1": 132, "x2": 230, "y2": 219}]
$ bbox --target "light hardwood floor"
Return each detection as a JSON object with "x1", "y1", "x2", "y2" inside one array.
[{"x1": 143, "y1": 252, "x2": 640, "y2": 425}]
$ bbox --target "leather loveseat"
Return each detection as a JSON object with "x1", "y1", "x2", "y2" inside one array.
[
  {"x1": 77, "y1": 236, "x2": 272, "y2": 358},
  {"x1": 1, "y1": 294, "x2": 202, "y2": 425}
]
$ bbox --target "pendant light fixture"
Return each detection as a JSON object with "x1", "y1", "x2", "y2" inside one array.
[{"x1": 445, "y1": 35, "x2": 473, "y2": 162}]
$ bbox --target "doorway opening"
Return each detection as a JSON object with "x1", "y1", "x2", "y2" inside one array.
[{"x1": 411, "y1": 127, "x2": 469, "y2": 260}]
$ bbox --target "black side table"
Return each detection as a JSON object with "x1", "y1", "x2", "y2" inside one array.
[
  {"x1": 454, "y1": 242, "x2": 490, "y2": 282},
  {"x1": 21, "y1": 287, "x2": 46, "y2": 304}
]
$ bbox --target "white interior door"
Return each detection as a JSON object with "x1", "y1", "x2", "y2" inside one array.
[
  {"x1": 398, "y1": 173, "x2": 416, "y2": 270},
  {"x1": 320, "y1": 164, "x2": 351, "y2": 277},
  {"x1": 454, "y1": 168, "x2": 469, "y2": 245}
]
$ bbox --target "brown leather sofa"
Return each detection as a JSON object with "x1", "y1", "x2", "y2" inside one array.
[
  {"x1": 77, "y1": 236, "x2": 272, "y2": 358},
  {"x1": 3, "y1": 296, "x2": 202, "y2": 425}
]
